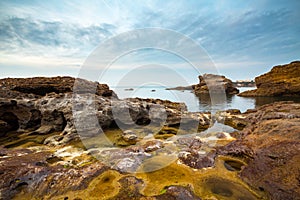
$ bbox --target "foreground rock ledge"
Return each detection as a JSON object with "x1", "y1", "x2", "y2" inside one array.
[
  {"x1": 218, "y1": 101, "x2": 300, "y2": 200},
  {"x1": 0, "y1": 76, "x2": 299, "y2": 199}
]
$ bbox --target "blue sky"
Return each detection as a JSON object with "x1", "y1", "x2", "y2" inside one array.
[{"x1": 0, "y1": 0, "x2": 299, "y2": 85}]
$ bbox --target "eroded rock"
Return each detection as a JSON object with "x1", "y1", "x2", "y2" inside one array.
[
  {"x1": 239, "y1": 61, "x2": 300, "y2": 97},
  {"x1": 219, "y1": 102, "x2": 300, "y2": 199},
  {"x1": 194, "y1": 74, "x2": 239, "y2": 95}
]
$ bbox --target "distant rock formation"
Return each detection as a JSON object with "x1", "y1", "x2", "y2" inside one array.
[
  {"x1": 0, "y1": 76, "x2": 116, "y2": 98},
  {"x1": 232, "y1": 80, "x2": 255, "y2": 87},
  {"x1": 194, "y1": 74, "x2": 239, "y2": 95},
  {"x1": 166, "y1": 74, "x2": 239, "y2": 95},
  {"x1": 239, "y1": 61, "x2": 300, "y2": 97},
  {"x1": 166, "y1": 86, "x2": 193, "y2": 90}
]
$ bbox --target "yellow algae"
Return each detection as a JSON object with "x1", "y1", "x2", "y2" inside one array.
[
  {"x1": 136, "y1": 154, "x2": 178, "y2": 173},
  {"x1": 136, "y1": 160, "x2": 193, "y2": 196},
  {"x1": 81, "y1": 129, "x2": 123, "y2": 148},
  {"x1": 1, "y1": 131, "x2": 59, "y2": 149},
  {"x1": 14, "y1": 156, "x2": 267, "y2": 200},
  {"x1": 51, "y1": 170, "x2": 123, "y2": 200},
  {"x1": 154, "y1": 133, "x2": 175, "y2": 140},
  {"x1": 136, "y1": 155, "x2": 266, "y2": 199}
]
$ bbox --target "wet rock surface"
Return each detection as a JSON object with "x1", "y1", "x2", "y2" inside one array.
[
  {"x1": 1, "y1": 76, "x2": 299, "y2": 199},
  {"x1": 0, "y1": 77, "x2": 211, "y2": 147},
  {"x1": 0, "y1": 146, "x2": 106, "y2": 200},
  {"x1": 239, "y1": 61, "x2": 300, "y2": 97},
  {"x1": 219, "y1": 101, "x2": 300, "y2": 199}
]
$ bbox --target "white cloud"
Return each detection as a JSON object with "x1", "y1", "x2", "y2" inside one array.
[{"x1": 0, "y1": 0, "x2": 299, "y2": 81}]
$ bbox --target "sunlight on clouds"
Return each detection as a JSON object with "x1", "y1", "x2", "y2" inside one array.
[
  {"x1": 0, "y1": 0, "x2": 299, "y2": 81},
  {"x1": 0, "y1": 53, "x2": 82, "y2": 68}
]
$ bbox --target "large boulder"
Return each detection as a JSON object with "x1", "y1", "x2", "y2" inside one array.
[
  {"x1": 193, "y1": 74, "x2": 239, "y2": 95},
  {"x1": 219, "y1": 101, "x2": 300, "y2": 200},
  {"x1": 239, "y1": 61, "x2": 300, "y2": 97}
]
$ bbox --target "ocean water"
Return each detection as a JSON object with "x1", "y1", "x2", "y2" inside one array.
[{"x1": 112, "y1": 86, "x2": 300, "y2": 113}]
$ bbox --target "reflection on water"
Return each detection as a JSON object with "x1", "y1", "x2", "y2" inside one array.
[
  {"x1": 252, "y1": 96, "x2": 300, "y2": 107},
  {"x1": 196, "y1": 92, "x2": 300, "y2": 112},
  {"x1": 113, "y1": 86, "x2": 300, "y2": 113}
]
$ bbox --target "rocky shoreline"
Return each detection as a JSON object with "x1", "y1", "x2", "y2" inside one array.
[
  {"x1": 239, "y1": 61, "x2": 300, "y2": 97},
  {"x1": 0, "y1": 74, "x2": 299, "y2": 199}
]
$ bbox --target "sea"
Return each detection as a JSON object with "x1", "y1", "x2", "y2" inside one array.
[{"x1": 112, "y1": 86, "x2": 300, "y2": 113}]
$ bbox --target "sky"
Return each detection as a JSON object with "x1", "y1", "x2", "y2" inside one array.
[{"x1": 0, "y1": 0, "x2": 299, "y2": 86}]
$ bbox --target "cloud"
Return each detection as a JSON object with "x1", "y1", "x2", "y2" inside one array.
[
  {"x1": 0, "y1": 17, "x2": 118, "y2": 69},
  {"x1": 0, "y1": 0, "x2": 299, "y2": 83}
]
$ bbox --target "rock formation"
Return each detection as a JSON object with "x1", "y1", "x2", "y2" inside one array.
[
  {"x1": 0, "y1": 76, "x2": 117, "y2": 98},
  {"x1": 167, "y1": 74, "x2": 239, "y2": 95},
  {"x1": 239, "y1": 61, "x2": 300, "y2": 97},
  {"x1": 1, "y1": 76, "x2": 299, "y2": 199},
  {"x1": 0, "y1": 76, "x2": 210, "y2": 145},
  {"x1": 194, "y1": 74, "x2": 239, "y2": 95},
  {"x1": 219, "y1": 101, "x2": 300, "y2": 199}
]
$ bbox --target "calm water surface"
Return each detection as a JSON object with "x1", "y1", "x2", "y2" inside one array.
[{"x1": 112, "y1": 86, "x2": 300, "y2": 113}]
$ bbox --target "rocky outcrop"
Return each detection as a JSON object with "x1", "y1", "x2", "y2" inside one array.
[
  {"x1": 239, "y1": 61, "x2": 300, "y2": 97},
  {"x1": 166, "y1": 74, "x2": 239, "y2": 95},
  {"x1": 166, "y1": 86, "x2": 193, "y2": 91},
  {"x1": 219, "y1": 101, "x2": 300, "y2": 199},
  {"x1": 0, "y1": 77, "x2": 211, "y2": 147},
  {"x1": 0, "y1": 76, "x2": 116, "y2": 98},
  {"x1": 0, "y1": 147, "x2": 107, "y2": 199},
  {"x1": 194, "y1": 74, "x2": 239, "y2": 95},
  {"x1": 7, "y1": 76, "x2": 300, "y2": 199}
]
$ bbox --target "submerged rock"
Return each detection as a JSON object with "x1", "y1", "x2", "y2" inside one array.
[
  {"x1": 239, "y1": 61, "x2": 300, "y2": 97},
  {"x1": 121, "y1": 130, "x2": 139, "y2": 144}
]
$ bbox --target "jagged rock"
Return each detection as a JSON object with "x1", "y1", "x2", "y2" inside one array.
[
  {"x1": 157, "y1": 186, "x2": 202, "y2": 200},
  {"x1": 122, "y1": 130, "x2": 138, "y2": 144},
  {"x1": 219, "y1": 102, "x2": 300, "y2": 199},
  {"x1": 239, "y1": 61, "x2": 300, "y2": 97},
  {"x1": 0, "y1": 77, "x2": 212, "y2": 146},
  {"x1": 194, "y1": 74, "x2": 239, "y2": 95},
  {"x1": 0, "y1": 99, "x2": 38, "y2": 134},
  {"x1": 179, "y1": 149, "x2": 216, "y2": 169},
  {"x1": 0, "y1": 146, "x2": 107, "y2": 200},
  {"x1": 142, "y1": 140, "x2": 164, "y2": 152},
  {"x1": 214, "y1": 110, "x2": 247, "y2": 130}
]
